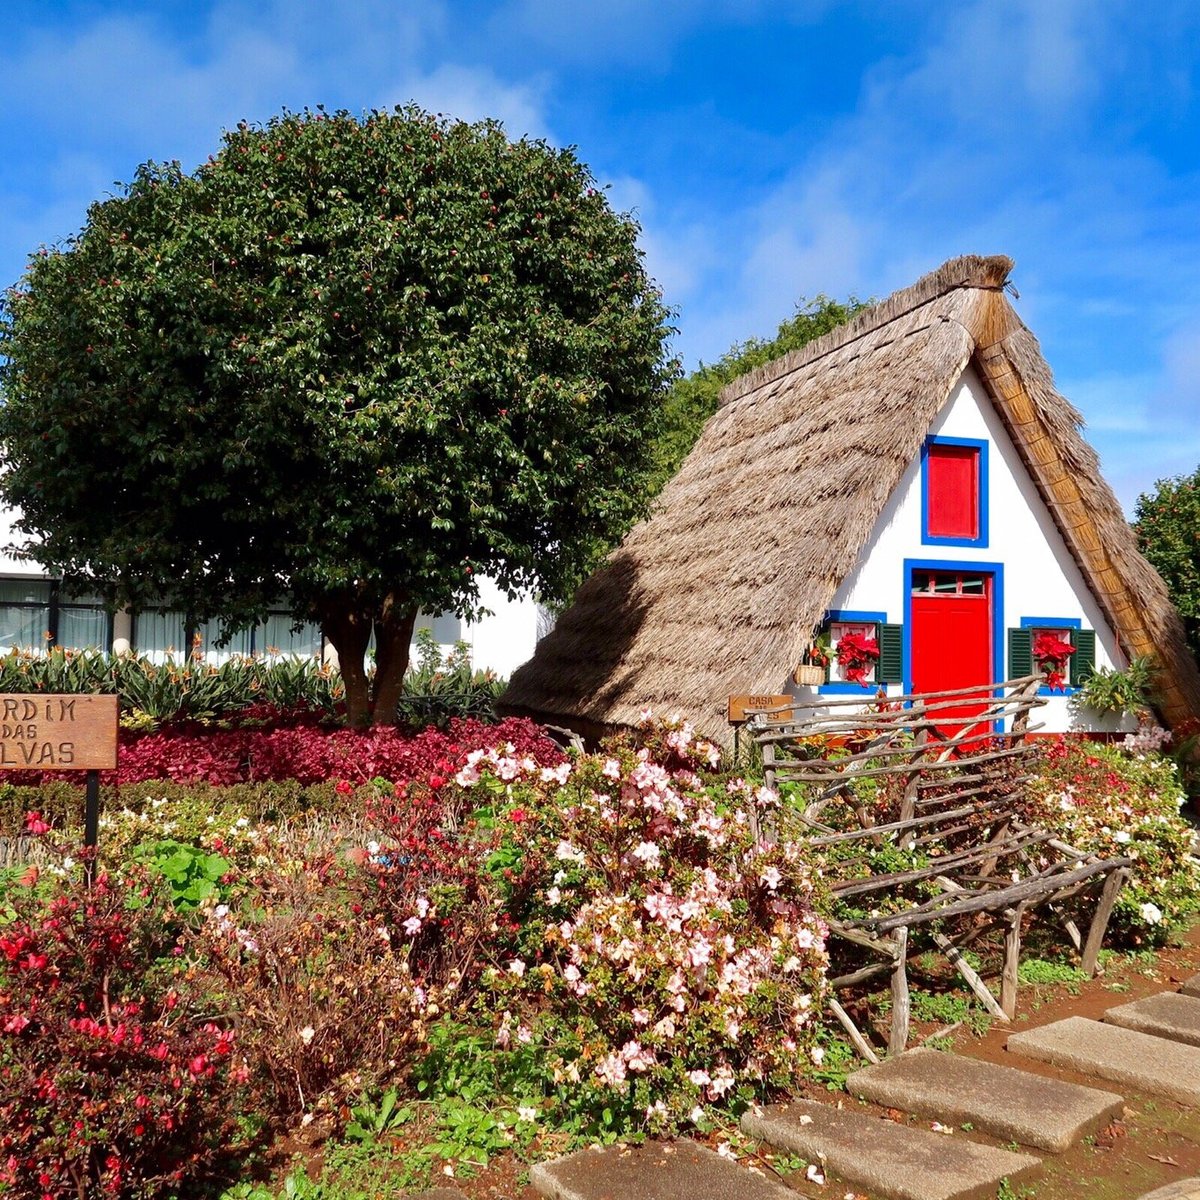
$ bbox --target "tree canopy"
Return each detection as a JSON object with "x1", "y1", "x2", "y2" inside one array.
[
  {"x1": 1135, "y1": 466, "x2": 1200, "y2": 664},
  {"x1": 0, "y1": 106, "x2": 677, "y2": 725},
  {"x1": 645, "y1": 294, "x2": 867, "y2": 499}
]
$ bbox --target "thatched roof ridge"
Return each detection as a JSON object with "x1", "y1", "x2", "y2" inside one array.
[
  {"x1": 718, "y1": 254, "x2": 1013, "y2": 408},
  {"x1": 503, "y1": 255, "x2": 1200, "y2": 741}
]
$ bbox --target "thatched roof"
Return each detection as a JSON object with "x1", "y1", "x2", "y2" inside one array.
[{"x1": 502, "y1": 255, "x2": 1200, "y2": 741}]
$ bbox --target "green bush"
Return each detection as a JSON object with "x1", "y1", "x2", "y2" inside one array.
[{"x1": 394, "y1": 631, "x2": 505, "y2": 729}]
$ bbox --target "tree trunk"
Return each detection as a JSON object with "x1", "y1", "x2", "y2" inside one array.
[
  {"x1": 371, "y1": 597, "x2": 417, "y2": 727},
  {"x1": 323, "y1": 601, "x2": 374, "y2": 729}
]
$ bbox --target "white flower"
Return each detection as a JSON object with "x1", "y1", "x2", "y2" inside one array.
[
  {"x1": 632, "y1": 840, "x2": 662, "y2": 867},
  {"x1": 403, "y1": 916, "x2": 422, "y2": 936},
  {"x1": 810, "y1": 1045, "x2": 825, "y2": 1066},
  {"x1": 518, "y1": 1104, "x2": 538, "y2": 1121},
  {"x1": 508, "y1": 959, "x2": 527, "y2": 977},
  {"x1": 716, "y1": 1142, "x2": 736, "y2": 1160},
  {"x1": 298, "y1": 1026, "x2": 315, "y2": 1045},
  {"x1": 1140, "y1": 901, "x2": 1164, "y2": 926}
]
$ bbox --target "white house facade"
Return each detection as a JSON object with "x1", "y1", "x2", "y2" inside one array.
[{"x1": 806, "y1": 365, "x2": 1133, "y2": 732}]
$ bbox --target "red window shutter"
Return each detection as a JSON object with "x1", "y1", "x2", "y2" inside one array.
[{"x1": 926, "y1": 444, "x2": 979, "y2": 539}]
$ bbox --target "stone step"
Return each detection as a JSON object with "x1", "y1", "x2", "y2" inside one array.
[
  {"x1": 1007, "y1": 1016, "x2": 1200, "y2": 1106},
  {"x1": 1181, "y1": 973, "x2": 1200, "y2": 999},
  {"x1": 845, "y1": 1046, "x2": 1123, "y2": 1153},
  {"x1": 529, "y1": 1140, "x2": 796, "y2": 1200},
  {"x1": 1104, "y1": 992, "x2": 1200, "y2": 1047},
  {"x1": 741, "y1": 1098, "x2": 1039, "y2": 1200},
  {"x1": 1135, "y1": 1182, "x2": 1200, "y2": 1200}
]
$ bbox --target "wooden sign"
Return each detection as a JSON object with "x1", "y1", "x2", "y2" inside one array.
[
  {"x1": 727, "y1": 693, "x2": 792, "y2": 724},
  {"x1": 0, "y1": 694, "x2": 119, "y2": 771}
]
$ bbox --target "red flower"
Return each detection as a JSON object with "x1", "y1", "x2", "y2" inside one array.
[
  {"x1": 23, "y1": 812, "x2": 50, "y2": 836},
  {"x1": 1033, "y1": 631, "x2": 1076, "y2": 691},
  {"x1": 835, "y1": 632, "x2": 880, "y2": 685}
]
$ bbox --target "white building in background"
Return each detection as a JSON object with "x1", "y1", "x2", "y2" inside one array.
[{"x1": 0, "y1": 502, "x2": 546, "y2": 678}]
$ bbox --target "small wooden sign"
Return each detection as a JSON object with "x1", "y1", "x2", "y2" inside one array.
[
  {"x1": 727, "y1": 693, "x2": 793, "y2": 724},
  {"x1": 0, "y1": 694, "x2": 119, "y2": 771}
]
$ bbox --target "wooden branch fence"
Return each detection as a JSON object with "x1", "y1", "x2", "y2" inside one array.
[{"x1": 744, "y1": 676, "x2": 1131, "y2": 1057}]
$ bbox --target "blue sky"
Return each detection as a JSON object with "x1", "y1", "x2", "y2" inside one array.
[{"x1": 3, "y1": 0, "x2": 1200, "y2": 511}]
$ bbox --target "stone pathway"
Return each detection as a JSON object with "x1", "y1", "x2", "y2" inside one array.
[
  {"x1": 844, "y1": 1045, "x2": 1122, "y2": 1153},
  {"x1": 525, "y1": 974, "x2": 1200, "y2": 1200}
]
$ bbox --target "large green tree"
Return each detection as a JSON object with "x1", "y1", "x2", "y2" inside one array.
[
  {"x1": 0, "y1": 107, "x2": 676, "y2": 726},
  {"x1": 1135, "y1": 466, "x2": 1200, "y2": 663}
]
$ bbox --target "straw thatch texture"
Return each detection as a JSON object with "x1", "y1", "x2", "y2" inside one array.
[{"x1": 503, "y1": 255, "x2": 1200, "y2": 740}]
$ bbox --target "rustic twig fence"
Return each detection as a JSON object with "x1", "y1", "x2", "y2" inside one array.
[{"x1": 746, "y1": 676, "x2": 1132, "y2": 1058}]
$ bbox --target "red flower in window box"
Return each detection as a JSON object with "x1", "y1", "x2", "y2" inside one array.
[
  {"x1": 1033, "y1": 631, "x2": 1076, "y2": 691},
  {"x1": 835, "y1": 631, "x2": 879, "y2": 685}
]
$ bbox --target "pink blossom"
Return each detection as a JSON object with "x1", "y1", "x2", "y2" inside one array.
[
  {"x1": 631, "y1": 841, "x2": 662, "y2": 868},
  {"x1": 595, "y1": 1052, "x2": 628, "y2": 1086},
  {"x1": 602, "y1": 758, "x2": 622, "y2": 779}
]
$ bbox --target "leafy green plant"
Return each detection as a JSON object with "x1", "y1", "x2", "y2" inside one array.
[
  {"x1": 344, "y1": 1089, "x2": 413, "y2": 1145},
  {"x1": 1072, "y1": 655, "x2": 1157, "y2": 716},
  {"x1": 135, "y1": 839, "x2": 232, "y2": 908},
  {"x1": 1017, "y1": 957, "x2": 1089, "y2": 987},
  {"x1": 396, "y1": 631, "x2": 505, "y2": 729}
]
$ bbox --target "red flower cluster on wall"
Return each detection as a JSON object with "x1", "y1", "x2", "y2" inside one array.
[
  {"x1": 835, "y1": 631, "x2": 880, "y2": 685},
  {"x1": 1033, "y1": 630, "x2": 1076, "y2": 691}
]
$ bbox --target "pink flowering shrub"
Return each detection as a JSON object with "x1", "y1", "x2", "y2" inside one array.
[
  {"x1": 0, "y1": 868, "x2": 254, "y2": 1199},
  {"x1": 441, "y1": 717, "x2": 830, "y2": 1132}
]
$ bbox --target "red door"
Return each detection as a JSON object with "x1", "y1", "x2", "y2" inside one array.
[{"x1": 910, "y1": 570, "x2": 993, "y2": 742}]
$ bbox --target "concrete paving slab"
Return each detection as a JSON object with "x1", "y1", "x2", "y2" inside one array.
[
  {"x1": 1105, "y1": 992, "x2": 1200, "y2": 1047},
  {"x1": 529, "y1": 1140, "x2": 796, "y2": 1200},
  {"x1": 1134, "y1": 1181, "x2": 1200, "y2": 1200},
  {"x1": 741, "y1": 1098, "x2": 1040, "y2": 1200},
  {"x1": 845, "y1": 1046, "x2": 1123, "y2": 1153},
  {"x1": 1181, "y1": 973, "x2": 1200, "y2": 999},
  {"x1": 1007, "y1": 1016, "x2": 1200, "y2": 1106}
]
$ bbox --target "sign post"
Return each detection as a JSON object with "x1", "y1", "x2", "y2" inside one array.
[{"x1": 0, "y1": 694, "x2": 120, "y2": 873}]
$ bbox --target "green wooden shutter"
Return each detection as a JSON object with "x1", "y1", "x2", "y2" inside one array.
[
  {"x1": 1071, "y1": 628, "x2": 1096, "y2": 687},
  {"x1": 1008, "y1": 627, "x2": 1033, "y2": 679},
  {"x1": 878, "y1": 623, "x2": 904, "y2": 684}
]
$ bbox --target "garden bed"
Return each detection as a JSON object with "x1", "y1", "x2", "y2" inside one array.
[{"x1": 1, "y1": 708, "x2": 1197, "y2": 1200}]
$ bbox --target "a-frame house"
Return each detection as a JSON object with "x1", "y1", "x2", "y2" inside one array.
[{"x1": 503, "y1": 256, "x2": 1200, "y2": 742}]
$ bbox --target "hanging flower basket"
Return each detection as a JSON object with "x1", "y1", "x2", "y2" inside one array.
[
  {"x1": 835, "y1": 631, "x2": 880, "y2": 685},
  {"x1": 795, "y1": 637, "x2": 831, "y2": 686},
  {"x1": 793, "y1": 663, "x2": 826, "y2": 686},
  {"x1": 1033, "y1": 631, "x2": 1076, "y2": 691}
]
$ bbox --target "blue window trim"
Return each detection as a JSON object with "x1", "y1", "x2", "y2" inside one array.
[
  {"x1": 1020, "y1": 615, "x2": 1082, "y2": 697},
  {"x1": 818, "y1": 608, "x2": 889, "y2": 695},
  {"x1": 921, "y1": 435, "x2": 989, "y2": 548},
  {"x1": 904, "y1": 558, "x2": 1005, "y2": 731}
]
